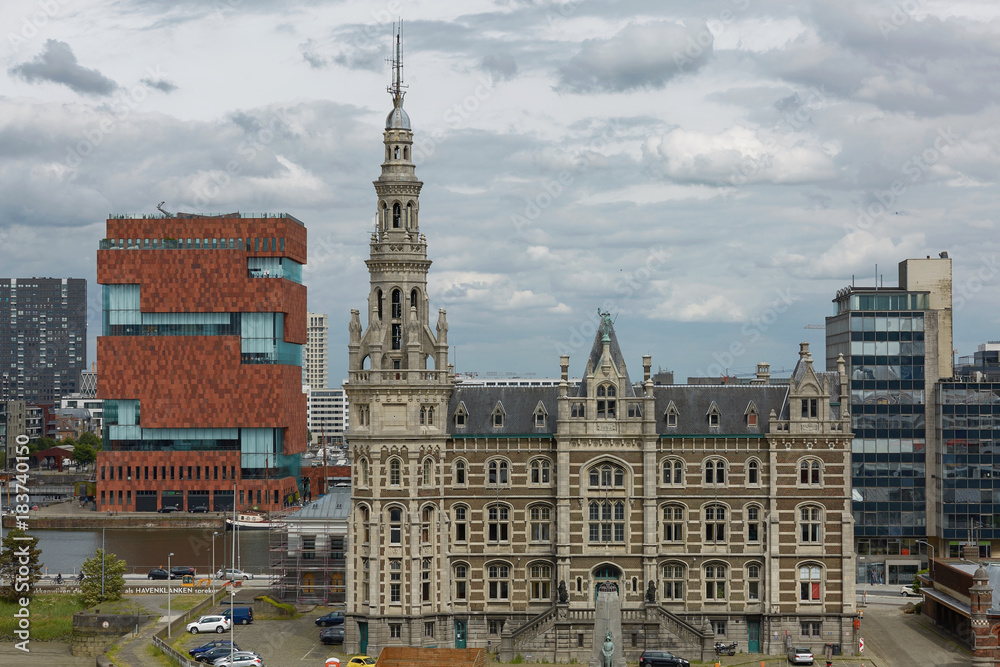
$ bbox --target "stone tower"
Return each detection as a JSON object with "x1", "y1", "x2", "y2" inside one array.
[
  {"x1": 345, "y1": 26, "x2": 453, "y2": 655},
  {"x1": 970, "y1": 565, "x2": 996, "y2": 667}
]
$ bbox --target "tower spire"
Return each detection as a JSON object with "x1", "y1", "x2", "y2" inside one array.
[{"x1": 387, "y1": 21, "x2": 406, "y2": 109}]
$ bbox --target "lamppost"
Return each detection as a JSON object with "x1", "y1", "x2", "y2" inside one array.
[
  {"x1": 212, "y1": 531, "x2": 219, "y2": 581},
  {"x1": 167, "y1": 552, "x2": 174, "y2": 638},
  {"x1": 229, "y1": 588, "x2": 236, "y2": 663},
  {"x1": 916, "y1": 539, "x2": 935, "y2": 581}
]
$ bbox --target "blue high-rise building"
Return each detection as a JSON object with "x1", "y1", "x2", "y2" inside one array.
[{"x1": 826, "y1": 255, "x2": 953, "y2": 584}]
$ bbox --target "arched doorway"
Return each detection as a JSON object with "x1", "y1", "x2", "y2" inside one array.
[{"x1": 593, "y1": 564, "x2": 621, "y2": 602}]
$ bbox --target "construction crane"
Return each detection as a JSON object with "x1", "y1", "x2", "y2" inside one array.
[{"x1": 804, "y1": 324, "x2": 824, "y2": 329}]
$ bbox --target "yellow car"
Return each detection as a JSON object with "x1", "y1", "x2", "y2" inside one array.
[{"x1": 345, "y1": 656, "x2": 377, "y2": 667}]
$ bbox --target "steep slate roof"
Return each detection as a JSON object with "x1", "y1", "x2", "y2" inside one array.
[
  {"x1": 576, "y1": 317, "x2": 636, "y2": 398},
  {"x1": 654, "y1": 384, "x2": 788, "y2": 434},
  {"x1": 284, "y1": 486, "x2": 352, "y2": 521},
  {"x1": 447, "y1": 386, "x2": 559, "y2": 435}
]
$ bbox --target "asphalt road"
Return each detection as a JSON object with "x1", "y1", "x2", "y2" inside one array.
[{"x1": 857, "y1": 594, "x2": 970, "y2": 667}]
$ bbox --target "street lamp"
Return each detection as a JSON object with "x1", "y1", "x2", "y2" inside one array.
[
  {"x1": 916, "y1": 540, "x2": 935, "y2": 580},
  {"x1": 212, "y1": 531, "x2": 219, "y2": 581},
  {"x1": 229, "y1": 589, "x2": 236, "y2": 663},
  {"x1": 167, "y1": 552, "x2": 174, "y2": 638}
]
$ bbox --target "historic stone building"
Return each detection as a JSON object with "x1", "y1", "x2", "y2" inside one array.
[{"x1": 344, "y1": 40, "x2": 857, "y2": 662}]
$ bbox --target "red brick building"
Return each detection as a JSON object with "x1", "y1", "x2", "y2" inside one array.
[{"x1": 95, "y1": 214, "x2": 307, "y2": 512}]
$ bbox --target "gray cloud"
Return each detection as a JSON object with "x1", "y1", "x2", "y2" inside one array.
[
  {"x1": 557, "y1": 21, "x2": 713, "y2": 93},
  {"x1": 9, "y1": 40, "x2": 118, "y2": 96},
  {"x1": 481, "y1": 54, "x2": 518, "y2": 82},
  {"x1": 141, "y1": 78, "x2": 178, "y2": 93}
]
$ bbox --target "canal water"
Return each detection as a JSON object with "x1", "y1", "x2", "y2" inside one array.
[{"x1": 23, "y1": 528, "x2": 271, "y2": 577}]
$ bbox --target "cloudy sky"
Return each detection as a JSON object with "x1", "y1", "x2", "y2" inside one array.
[{"x1": 3, "y1": 0, "x2": 999, "y2": 385}]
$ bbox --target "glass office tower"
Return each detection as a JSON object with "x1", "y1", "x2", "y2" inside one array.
[{"x1": 826, "y1": 255, "x2": 953, "y2": 583}]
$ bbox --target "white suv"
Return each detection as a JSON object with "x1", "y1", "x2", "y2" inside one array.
[{"x1": 186, "y1": 615, "x2": 232, "y2": 634}]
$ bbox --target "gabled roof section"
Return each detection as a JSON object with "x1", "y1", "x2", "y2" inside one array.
[
  {"x1": 654, "y1": 385, "x2": 788, "y2": 434},
  {"x1": 447, "y1": 386, "x2": 559, "y2": 435},
  {"x1": 576, "y1": 315, "x2": 635, "y2": 397}
]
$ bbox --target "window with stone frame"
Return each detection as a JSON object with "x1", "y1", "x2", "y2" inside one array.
[
  {"x1": 662, "y1": 458, "x2": 684, "y2": 486},
  {"x1": 596, "y1": 383, "x2": 617, "y2": 418},
  {"x1": 454, "y1": 563, "x2": 468, "y2": 601},
  {"x1": 362, "y1": 557, "x2": 370, "y2": 602},
  {"x1": 454, "y1": 505, "x2": 468, "y2": 542},
  {"x1": 360, "y1": 505, "x2": 370, "y2": 544},
  {"x1": 800, "y1": 621, "x2": 821, "y2": 637},
  {"x1": 529, "y1": 563, "x2": 552, "y2": 601},
  {"x1": 530, "y1": 458, "x2": 551, "y2": 484},
  {"x1": 661, "y1": 504, "x2": 685, "y2": 543},
  {"x1": 704, "y1": 458, "x2": 726, "y2": 485},
  {"x1": 488, "y1": 563, "x2": 510, "y2": 600},
  {"x1": 589, "y1": 500, "x2": 625, "y2": 543},
  {"x1": 360, "y1": 457, "x2": 370, "y2": 486},
  {"x1": 746, "y1": 563, "x2": 761, "y2": 601},
  {"x1": 421, "y1": 558, "x2": 432, "y2": 603},
  {"x1": 704, "y1": 504, "x2": 727, "y2": 543},
  {"x1": 389, "y1": 457, "x2": 402, "y2": 486},
  {"x1": 424, "y1": 621, "x2": 435, "y2": 637},
  {"x1": 534, "y1": 404, "x2": 547, "y2": 427},
  {"x1": 530, "y1": 504, "x2": 552, "y2": 542},
  {"x1": 746, "y1": 505, "x2": 761, "y2": 543},
  {"x1": 421, "y1": 458, "x2": 433, "y2": 486},
  {"x1": 389, "y1": 623, "x2": 401, "y2": 638},
  {"x1": 389, "y1": 507, "x2": 403, "y2": 544},
  {"x1": 747, "y1": 459, "x2": 760, "y2": 486},
  {"x1": 389, "y1": 559, "x2": 402, "y2": 602},
  {"x1": 799, "y1": 564, "x2": 822, "y2": 601},
  {"x1": 421, "y1": 506, "x2": 433, "y2": 544},
  {"x1": 492, "y1": 403, "x2": 505, "y2": 427},
  {"x1": 661, "y1": 562, "x2": 684, "y2": 601},
  {"x1": 799, "y1": 459, "x2": 822, "y2": 486},
  {"x1": 454, "y1": 459, "x2": 467, "y2": 485},
  {"x1": 487, "y1": 504, "x2": 510, "y2": 542},
  {"x1": 704, "y1": 563, "x2": 727, "y2": 601},
  {"x1": 799, "y1": 505, "x2": 822, "y2": 543},
  {"x1": 488, "y1": 459, "x2": 509, "y2": 486}
]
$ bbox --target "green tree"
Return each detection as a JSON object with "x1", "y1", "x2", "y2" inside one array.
[
  {"x1": 30, "y1": 436, "x2": 56, "y2": 454},
  {"x1": 72, "y1": 441, "x2": 97, "y2": 466},
  {"x1": 0, "y1": 528, "x2": 43, "y2": 602},
  {"x1": 78, "y1": 431, "x2": 102, "y2": 450},
  {"x1": 79, "y1": 548, "x2": 127, "y2": 606}
]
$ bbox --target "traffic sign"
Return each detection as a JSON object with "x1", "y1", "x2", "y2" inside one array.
[{"x1": 859, "y1": 637, "x2": 865, "y2": 652}]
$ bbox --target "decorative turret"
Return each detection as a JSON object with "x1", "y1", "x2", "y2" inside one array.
[{"x1": 348, "y1": 23, "x2": 447, "y2": 380}]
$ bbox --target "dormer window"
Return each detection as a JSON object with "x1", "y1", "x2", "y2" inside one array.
[
  {"x1": 665, "y1": 403, "x2": 678, "y2": 428},
  {"x1": 492, "y1": 403, "x2": 505, "y2": 428},
  {"x1": 597, "y1": 384, "x2": 616, "y2": 418},
  {"x1": 454, "y1": 403, "x2": 468, "y2": 428},
  {"x1": 802, "y1": 398, "x2": 818, "y2": 419},
  {"x1": 533, "y1": 403, "x2": 547, "y2": 428},
  {"x1": 745, "y1": 402, "x2": 758, "y2": 428},
  {"x1": 707, "y1": 402, "x2": 721, "y2": 428}
]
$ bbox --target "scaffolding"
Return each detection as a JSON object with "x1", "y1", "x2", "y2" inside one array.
[{"x1": 269, "y1": 516, "x2": 347, "y2": 605}]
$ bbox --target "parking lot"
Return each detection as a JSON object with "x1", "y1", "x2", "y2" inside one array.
[{"x1": 175, "y1": 605, "x2": 351, "y2": 666}]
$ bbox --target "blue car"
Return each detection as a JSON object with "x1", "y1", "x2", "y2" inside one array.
[{"x1": 189, "y1": 640, "x2": 239, "y2": 657}]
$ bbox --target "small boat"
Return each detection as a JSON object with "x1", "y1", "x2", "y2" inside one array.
[{"x1": 225, "y1": 511, "x2": 279, "y2": 530}]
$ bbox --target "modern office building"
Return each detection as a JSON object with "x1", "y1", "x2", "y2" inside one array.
[
  {"x1": 826, "y1": 254, "x2": 953, "y2": 584},
  {"x1": 343, "y1": 43, "x2": 857, "y2": 661},
  {"x1": 306, "y1": 312, "x2": 329, "y2": 391},
  {"x1": 95, "y1": 214, "x2": 307, "y2": 512},
  {"x1": 0, "y1": 278, "x2": 87, "y2": 404},
  {"x1": 308, "y1": 387, "x2": 348, "y2": 445}
]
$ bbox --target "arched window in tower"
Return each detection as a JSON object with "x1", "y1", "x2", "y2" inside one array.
[
  {"x1": 392, "y1": 202, "x2": 401, "y2": 228},
  {"x1": 597, "y1": 384, "x2": 617, "y2": 418},
  {"x1": 406, "y1": 201, "x2": 414, "y2": 228},
  {"x1": 391, "y1": 289, "x2": 402, "y2": 318},
  {"x1": 376, "y1": 289, "x2": 383, "y2": 320},
  {"x1": 403, "y1": 146, "x2": 409, "y2": 160},
  {"x1": 382, "y1": 203, "x2": 388, "y2": 230},
  {"x1": 394, "y1": 145, "x2": 400, "y2": 159},
  {"x1": 410, "y1": 289, "x2": 418, "y2": 311}
]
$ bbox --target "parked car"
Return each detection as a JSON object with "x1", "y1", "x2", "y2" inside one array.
[
  {"x1": 147, "y1": 568, "x2": 170, "y2": 580},
  {"x1": 195, "y1": 647, "x2": 244, "y2": 664},
  {"x1": 222, "y1": 606, "x2": 254, "y2": 625},
  {"x1": 901, "y1": 584, "x2": 919, "y2": 597},
  {"x1": 189, "y1": 640, "x2": 239, "y2": 658},
  {"x1": 189, "y1": 505, "x2": 210, "y2": 513},
  {"x1": 344, "y1": 657, "x2": 377, "y2": 667},
  {"x1": 320, "y1": 626, "x2": 345, "y2": 645},
  {"x1": 158, "y1": 505, "x2": 180, "y2": 513},
  {"x1": 315, "y1": 610, "x2": 345, "y2": 627},
  {"x1": 171, "y1": 566, "x2": 196, "y2": 579},
  {"x1": 217, "y1": 568, "x2": 254, "y2": 580},
  {"x1": 787, "y1": 646, "x2": 815, "y2": 665},
  {"x1": 186, "y1": 615, "x2": 231, "y2": 634},
  {"x1": 638, "y1": 649, "x2": 691, "y2": 667},
  {"x1": 211, "y1": 651, "x2": 262, "y2": 666}
]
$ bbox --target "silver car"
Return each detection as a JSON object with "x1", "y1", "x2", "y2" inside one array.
[{"x1": 787, "y1": 646, "x2": 814, "y2": 665}]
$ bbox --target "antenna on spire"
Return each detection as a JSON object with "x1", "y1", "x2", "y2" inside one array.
[{"x1": 387, "y1": 20, "x2": 406, "y2": 106}]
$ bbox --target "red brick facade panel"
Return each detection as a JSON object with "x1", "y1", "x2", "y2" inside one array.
[
  {"x1": 97, "y1": 336, "x2": 306, "y2": 455},
  {"x1": 96, "y1": 249, "x2": 307, "y2": 343},
  {"x1": 104, "y1": 216, "x2": 307, "y2": 264},
  {"x1": 96, "y1": 449, "x2": 300, "y2": 512}
]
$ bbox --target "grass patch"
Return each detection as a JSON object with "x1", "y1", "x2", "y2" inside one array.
[
  {"x1": 0, "y1": 593, "x2": 88, "y2": 640},
  {"x1": 255, "y1": 595, "x2": 299, "y2": 619},
  {"x1": 88, "y1": 597, "x2": 155, "y2": 616},
  {"x1": 106, "y1": 641, "x2": 128, "y2": 667},
  {"x1": 157, "y1": 594, "x2": 205, "y2": 612},
  {"x1": 145, "y1": 642, "x2": 176, "y2": 667}
]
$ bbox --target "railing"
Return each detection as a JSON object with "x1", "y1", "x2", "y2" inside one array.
[
  {"x1": 349, "y1": 370, "x2": 450, "y2": 384},
  {"x1": 648, "y1": 604, "x2": 713, "y2": 645},
  {"x1": 509, "y1": 606, "x2": 558, "y2": 648}
]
